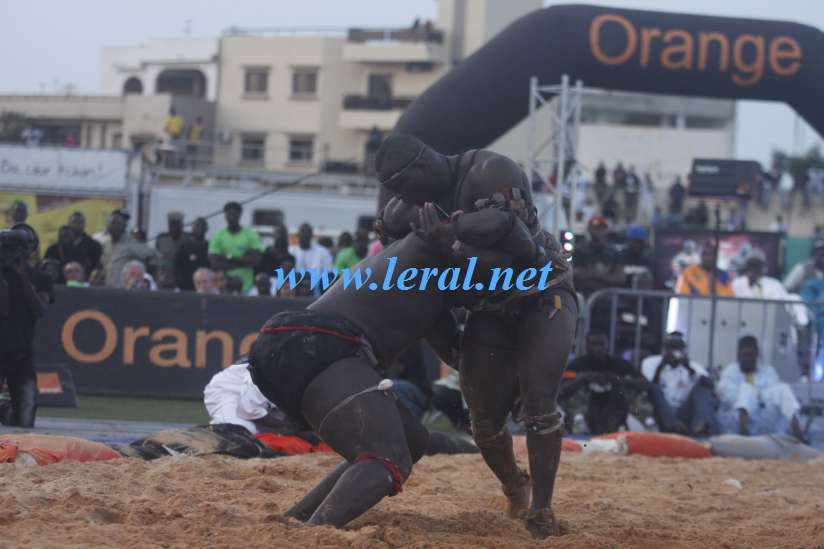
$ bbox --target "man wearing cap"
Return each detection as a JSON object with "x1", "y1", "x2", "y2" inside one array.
[
  {"x1": 208, "y1": 202, "x2": 263, "y2": 293},
  {"x1": 374, "y1": 134, "x2": 576, "y2": 538},
  {"x1": 155, "y1": 211, "x2": 190, "y2": 280},
  {"x1": 97, "y1": 210, "x2": 160, "y2": 289},
  {"x1": 784, "y1": 238, "x2": 824, "y2": 293},
  {"x1": 573, "y1": 216, "x2": 624, "y2": 296},
  {"x1": 618, "y1": 225, "x2": 652, "y2": 273}
]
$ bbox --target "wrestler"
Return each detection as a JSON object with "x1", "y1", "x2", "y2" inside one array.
[
  {"x1": 248, "y1": 231, "x2": 460, "y2": 529},
  {"x1": 375, "y1": 134, "x2": 578, "y2": 538}
]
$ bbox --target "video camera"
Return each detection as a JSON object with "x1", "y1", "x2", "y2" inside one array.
[{"x1": 0, "y1": 225, "x2": 37, "y2": 268}]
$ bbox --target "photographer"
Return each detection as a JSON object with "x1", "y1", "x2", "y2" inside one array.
[
  {"x1": 0, "y1": 224, "x2": 53, "y2": 427},
  {"x1": 640, "y1": 332, "x2": 718, "y2": 437}
]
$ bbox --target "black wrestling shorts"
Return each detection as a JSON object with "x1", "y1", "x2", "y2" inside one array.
[{"x1": 248, "y1": 309, "x2": 369, "y2": 419}]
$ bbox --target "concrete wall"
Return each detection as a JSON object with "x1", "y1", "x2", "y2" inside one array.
[{"x1": 100, "y1": 37, "x2": 219, "y2": 100}]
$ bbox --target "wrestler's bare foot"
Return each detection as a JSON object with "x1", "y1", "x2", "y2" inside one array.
[
  {"x1": 502, "y1": 471, "x2": 530, "y2": 519},
  {"x1": 523, "y1": 507, "x2": 562, "y2": 539}
]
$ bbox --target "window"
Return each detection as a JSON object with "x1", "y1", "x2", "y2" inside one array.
[
  {"x1": 241, "y1": 134, "x2": 266, "y2": 163},
  {"x1": 288, "y1": 136, "x2": 314, "y2": 163},
  {"x1": 244, "y1": 67, "x2": 269, "y2": 95},
  {"x1": 367, "y1": 74, "x2": 392, "y2": 100},
  {"x1": 291, "y1": 68, "x2": 318, "y2": 96}
]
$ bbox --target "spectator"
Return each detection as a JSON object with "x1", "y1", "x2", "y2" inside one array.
[
  {"x1": 98, "y1": 210, "x2": 160, "y2": 289},
  {"x1": 717, "y1": 336, "x2": 804, "y2": 439},
  {"x1": 779, "y1": 168, "x2": 794, "y2": 210},
  {"x1": 131, "y1": 227, "x2": 147, "y2": 243},
  {"x1": 0, "y1": 227, "x2": 53, "y2": 428},
  {"x1": 38, "y1": 258, "x2": 61, "y2": 286},
  {"x1": 800, "y1": 260, "x2": 824, "y2": 379},
  {"x1": 336, "y1": 231, "x2": 353, "y2": 252},
  {"x1": 684, "y1": 200, "x2": 709, "y2": 229},
  {"x1": 572, "y1": 216, "x2": 624, "y2": 297},
  {"x1": 784, "y1": 237, "x2": 824, "y2": 293},
  {"x1": 213, "y1": 270, "x2": 226, "y2": 294},
  {"x1": 223, "y1": 275, "x2": 244, "y2": 295},
  {"x1": 368, "y1": 238, "x2": 383, "y2": 257},
  {"x1": 761, "y1": 164, "x2": 780, "y2": 210},
  {"x1": 601, "y1": 192, "x2": 619, "y2": 225},
  {"x1": 257, "y1": 225, "x2": 291, "y2": 277},
  {"x1": 624, "y1": 166, "x2": 640, "y2": 223},
  {"x1": 675, "y1": 243, "x2": 733, "y2": 296},
  {"x1": 724, "y1": 206, "x2": 745, "y2": 231},
  {"x1": 122, "y1": 260, "x2": 150, "y2": 291},
  {"x1": 164, "y1": 108, "x2": 185, "y2": 141},
  {"x1": 208, "y1": 202, "x2": 263, "y2": 293},
  {"x1": 734, "y1": 252, "x2": 808, "y2": 329},
  {"x1": 594, "y1": 161, "x2": 608, "y2": 205},
  {"x1": 156, "y1": 266, "x2": 178, "y2": 291},
  {"x1": 155, "y1": 211, "x2": 190, "y2": 272},
  {"x1": 561, "y1": 332, "x2": 649, "y2": 434},
  {"x1": 63, "y1": 261, "x2": 87, "y2": 287},
  {"x1": 612, "y1": 162, "x2": 626, "y2": 191},
  {"x1": 289, "y1": 222, "x2": 333, "y2": 275},
  {"x1": 249, "y1": 272, "x2": 273, "y2": 297},
  {"x1": 335, "y1": 229, "x2": 370, "y2": 270},
  {"x1": 187, "y1": 116, "x2": 204, "y2": 167},
  {"x1": 669, "y1": 176, "x2": 686, "y2": 215},
  {"x1": 618, "y1": 225, "x2": 652, "y2": 272},
  {"x1": 88, "y1": 268, "x2": 106, "y2": 287},
  {"x1": 43, "y1": 225, "x2": 86, "y2": 283},
  {"x1": 769, "y1": 214, "x2": 788, "y2": 233},
  {"x1": 68, "y1": 212, "x2": 103, "y2": 276},
  {"x1": 175, "y1": 217, "x2": 209, "y2": 292},
  {"x1": 640, "y1": 332, "x2": 718, "y2": 436},
  {"x1": 637, "y1": 174, "x2": 656, "y2": 225},
  {"x1": 7, "y1": 200, "x2": 28, "y2": 225},
  {"x1": 193, "y1": 267, "x2": 218, "y2": 295},
  {"x1": 431, "y1": 369, "x2": 471, "y2": 434},
  {"x1": 386, "y1": 344, "x2": 433, "y2": 419}
]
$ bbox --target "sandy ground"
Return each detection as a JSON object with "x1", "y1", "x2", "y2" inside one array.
[{"x1": 2, "y1": 450, "x2": 824, "y2": 548}]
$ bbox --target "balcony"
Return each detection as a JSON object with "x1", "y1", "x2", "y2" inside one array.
[
  {"x1": 339, "y1": 94, "x2": 413, "y2": 131},
  {"x1": 343, "y1": 27, "x2": 445, "y2": 64}
]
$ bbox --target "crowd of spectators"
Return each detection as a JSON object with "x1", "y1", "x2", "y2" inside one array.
[
  {"x1": 562, "y1": 331, "x2": 806, "y2": 441},
  {"x1": 10, "y1": 200, "x2": 385, "y2": 301}
]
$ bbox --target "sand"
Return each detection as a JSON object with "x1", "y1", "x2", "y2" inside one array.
[{"x1": 2, "y1": 450, "x2": 824, "y2": 548}]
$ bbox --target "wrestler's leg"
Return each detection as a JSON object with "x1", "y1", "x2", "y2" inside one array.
[
  {"x1": 516, "y1": 292, "x2": 577, "y2": 538},
  {"x1": 287, "y1": 376, "x2": 430, "y2": 524},
  {"x1": 459, "y1": 312, "x2": 528, "y2": 518},
  {"x1": 299, "y1": 356, "x2": 414, "y2": 528}
]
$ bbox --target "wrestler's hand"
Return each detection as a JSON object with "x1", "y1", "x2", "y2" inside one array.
[{"x1": 411, "y1": 202, "x2": 460, "y2": 255}]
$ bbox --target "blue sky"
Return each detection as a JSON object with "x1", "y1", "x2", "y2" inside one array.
[{"x1": 1, "y1": 0, "x2": 821, "y2": 164}]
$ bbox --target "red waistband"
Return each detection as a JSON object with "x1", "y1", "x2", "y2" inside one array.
[{"x1": 259, "y1": 325, "x2": 365, "y2": 348}]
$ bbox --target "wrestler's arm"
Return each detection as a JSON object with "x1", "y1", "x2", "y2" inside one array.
[{"x1": 377, "y1": 196, "x2": 419, "y2": 240}]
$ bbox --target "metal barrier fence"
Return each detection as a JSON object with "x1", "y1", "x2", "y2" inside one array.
[{"x1": 579, "y1": 288, "x2": 824, "y2": 382}]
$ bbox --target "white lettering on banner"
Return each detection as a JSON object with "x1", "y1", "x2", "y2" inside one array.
[{"x1": 0, "y1": 145, "x2": 128, "y2": 192}]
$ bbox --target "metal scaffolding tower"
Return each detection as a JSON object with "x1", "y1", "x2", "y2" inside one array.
[{"x1": 526, "y1": 74, "x2": 583, "y2": 236}]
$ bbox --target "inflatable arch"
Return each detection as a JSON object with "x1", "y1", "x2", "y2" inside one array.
[{"x1": 394, "y1": 4, "x2": 823, "y2": 155}]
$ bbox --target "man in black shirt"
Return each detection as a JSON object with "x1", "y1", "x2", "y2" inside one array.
[
  {"x1": 573, "y1": 216, "x2": 624, "y2": 296},
  {"x1": 0, "y1": 227, "x2": 53, "y2": 427},
  {"x1": 174, "y1": 217, "x2": 209, "y2": 291},
  {"x1": 256, "y1": 225, "x2": 292, "y2": 277},
  {"x1": 561, "y1": 332, "x2": 642, "y2": 434},
  {"x1": 68, "y1": 212, "x2": 103, "y2": 275},
  {"x1": 44, "y1": 225, "x2": 87, "y2": 283}
]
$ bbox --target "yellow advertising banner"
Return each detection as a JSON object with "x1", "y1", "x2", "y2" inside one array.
[{"x1": 1, "y1": 192, "x2": 124, "y2": 251}]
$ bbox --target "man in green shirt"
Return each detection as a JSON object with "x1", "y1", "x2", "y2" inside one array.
[
  {"x1": 208, "y1": 202, "x2": 263, "y2": 292},
  {"x1": 334, "y1": 229, "x2": 370, "y2": 271}
]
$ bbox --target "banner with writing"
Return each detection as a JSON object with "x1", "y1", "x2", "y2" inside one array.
[{"x1": 34, "y1": 286, "x2": 310, "y2": 398}]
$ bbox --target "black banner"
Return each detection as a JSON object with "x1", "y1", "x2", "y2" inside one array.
[
  {"x1": 396, "y1": 4, "x2": 823, "y2": 153},
  {"x1": 34, "y1": 287, "x2": 309, "y2": 399}
]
